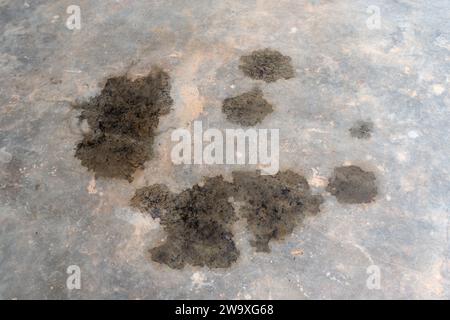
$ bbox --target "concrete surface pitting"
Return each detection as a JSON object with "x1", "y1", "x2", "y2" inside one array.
[{"x1": 0, "y1": 0, "x2": 449, "y2": 299}]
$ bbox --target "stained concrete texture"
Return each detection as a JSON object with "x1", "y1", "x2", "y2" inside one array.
[{"x1": 0, "y1": 0, "x2": 449, "y2": 299}]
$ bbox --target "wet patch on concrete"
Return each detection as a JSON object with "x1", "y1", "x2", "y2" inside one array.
[
  {"x1": 239, "y1": 48, "x2": 295, "y2": 83},
  {"x1": 132, "y1": 176, "x2": 238, "y2": 269},
  {"x1": 232, "y1": 171, "x2": 324, "y2": 252},
  {"x1": 74, "y1": 67, "x2": 173, "y2": 182},
  {"x1": 132, "y1": 171, "x2": 323, "y2": 268},
  {"x1": 326, "y1": 166, "x2": 378, "y2": 204},
  {"x1": 349, "y1": 120, "x2": 374, "y2": 139},
  {"x1": 222, "y1": 88, "x2": 274, "y2": 126}
]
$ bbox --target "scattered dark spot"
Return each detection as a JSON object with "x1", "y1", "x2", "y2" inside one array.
[
  {"x1": 132, "y1": 171, "x2": 323, "y2": 268},
  {"x1": 74, "y1": 67, "x2": 173, "y2": 182},
  {"x1": 232, "y1": 171, "x2": 323, "y2": 252},
  {"x1": 222, "y1": 88, "x2": 273, "y2": 126},
  {"x1": 349, "y1": 120, "x2": 373, "y2": 139},
  {"x1": 239, "y1": 48, "x2": 295, "y2": 83},
  {"x1": 326, "y1": 166, "x2": 377, "y2": 204}
]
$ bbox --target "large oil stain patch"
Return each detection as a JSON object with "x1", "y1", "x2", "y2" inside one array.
[
  {"x1": 326, "y1": 166, "x2": 378, "y2": 204},
  {"x1": 132, "y1": 177, "x2": 238, "y2": 269},
  {"x1": 239, "y1": 48, "x2": 295, "y2": 83},
  {"x1": 232, "y1": 171, "x2": 323, "y2": 252},
  {"x1": 132, "y1": 171, "x2": 323, "y2": 269},
  {"x1": 74, "y1": 67, "x2": 173, "y2": 181},
  {"x1": 222, "y1": 88, "x2": 273, "y2": 126}
]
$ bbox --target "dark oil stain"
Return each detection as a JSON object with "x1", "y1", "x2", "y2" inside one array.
[
  {"x1": 239, "y1": 48, "x2": 295, "y2": 83},
  {"x1": 232, "y1": 171, "x2": 323, "y2": 252},
  {"x1": 132, "y1": 171, "x2": 323, "y2": 269},
  {"x1": 349, "y1": 120, "x2": 373, "y2": 139},
  {"x1": 222, "y1": 88, "x2": 273, "y2": 126},
  {"x1": 326, "y1": 165, "x2": 378, "y2": 204},
  {"x1": 74, "y1": 67, "x2": 173, "y2": 182},
  {"x1": 132, "y1": 177, "x2": 238, "y2": 269}
]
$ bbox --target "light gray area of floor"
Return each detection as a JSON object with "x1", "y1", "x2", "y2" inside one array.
[{"x1": 0, "y1": 0, "x2": 449, "y2": 299}]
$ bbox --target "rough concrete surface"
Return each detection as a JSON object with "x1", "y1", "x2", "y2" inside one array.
[{"x1": 0, "y1": 0, "x2": 449, "y2": 299}]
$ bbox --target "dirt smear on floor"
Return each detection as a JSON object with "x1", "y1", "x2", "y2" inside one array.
[
  {"x1": 74, "y1": 67, "x2": 173, "y2": 182},
  {"x1": 326, "y1": 166, "x2": 378, "y2": 204},
  {"x1": 222, "y1": 88, "x2": 273, "y2": 126},
  {"x1": 132, "y1": 171, "x2": 323, "y2": 269},
  {"x1": 349, "y1": 120, "x2": 373, "y2": 139},
  {"x1": 239, "y1": 48, "x2": 295, "y2": 83}
]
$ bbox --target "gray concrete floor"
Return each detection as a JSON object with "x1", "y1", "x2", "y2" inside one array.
[{"x1": 1, "y1": 0, "x2": 449, "y2": 299}]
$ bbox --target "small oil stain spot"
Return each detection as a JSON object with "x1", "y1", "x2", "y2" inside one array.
[
  {"x1": 222, "y1": 88, "x2": 273, "y2": 126},
  {"x1": 239, "y1": 48, "x2": 295, "y2": 83},
  {"x1": 74, "y1": 67, "x2": 173, "y2": 182},
  {"x1": 326, "y1": 166, "x2": 377, "y2": 204},
  {"x1": 349, "y1": 120, "x2": 373, "y2": 139}
]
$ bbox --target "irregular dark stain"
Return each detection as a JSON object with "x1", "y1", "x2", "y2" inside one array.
[
  {"x1": 222, "y1": 88, "x2": 273, "y2": 126},
  {"x1": 74, "y1": 67, "x2": 173, "y2": 182},
  {"x1": 239, "y1": 48, "x2": 295, "y2": 83},
  {"x1": 349, "y1": 120, "x2": 373, "y2": 139},
  {"x1": 132, "y1": 171, "x2": 323, "y2": 269},
  {"x1": 326, "y1": 165, "x2": 377, "y2": 204},
  {"x1": 132, "y1": 177, "x2": 238, "y2": 269},
  {"x1": 232, "y1": 171, "x2": 323, "y2": 252}
]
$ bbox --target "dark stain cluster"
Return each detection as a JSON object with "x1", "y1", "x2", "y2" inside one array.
[
  {"x1": 221, "y1": 48, "x2": 295, "y2": 125},
  {"x1": 132, "y1": 171, "x2": 323, "y2": 269},
  {"x1": 70, "y1": 50, "x2": 380, "y2": 271},
  {"x1": 74, "y1": 67, "x2": 173, "y2": 181}
]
